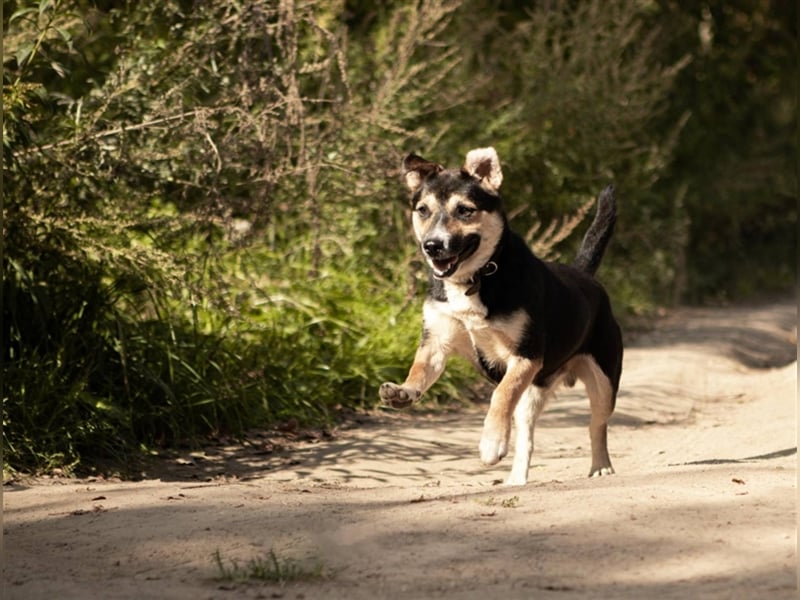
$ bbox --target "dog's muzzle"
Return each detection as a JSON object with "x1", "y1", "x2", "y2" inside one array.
[
  {"x1": 422, "y1": 235, "x2": 479, "y2": 278},
  {"x1": 422, "y1": 239, "x2": 456, "y2": 277}
]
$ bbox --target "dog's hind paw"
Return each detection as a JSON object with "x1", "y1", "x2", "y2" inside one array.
[
  {"x1": 379, "y1": 382, "x2": 420, "y2": 409},
  {"x1": 588, "y1": 465, "x2": 615, "y2": 478}
]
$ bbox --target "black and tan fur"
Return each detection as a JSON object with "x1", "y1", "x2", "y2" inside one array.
[{"x1": 379, "y1": 147, "x2": 623, "y2": 486}]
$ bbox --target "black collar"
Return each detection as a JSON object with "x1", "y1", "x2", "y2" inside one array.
[
  {"x1": 464, "y1": 260, "x2": 498, "y2": 296},
  {"x1": 464, "y1": 225, "x2": 508, "y2": 296}
]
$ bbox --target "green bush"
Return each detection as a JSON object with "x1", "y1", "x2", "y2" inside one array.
[{"x1": 2, "y1": 0, "x2": 473, "y2": 473}]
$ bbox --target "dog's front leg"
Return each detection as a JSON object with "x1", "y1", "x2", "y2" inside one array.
[
  {"x1": 479, "y1": 357, "x2": 541, "y2": 466},
  {"x1": 379, "y1": 341, "x2": 448, "y2": 408},
  {"x1": 379, "y1": 310, "x2": 468, "y2": 409}
]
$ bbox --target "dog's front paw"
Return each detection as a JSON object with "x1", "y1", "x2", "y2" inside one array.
[
  {"x1": 479, "y1": 418, "x2": 510, "y2": 466},
  {"x1": 504, "y1": 471, "x2": 528, "y2": 486},
  {"x1": 478, "y1": 411, "x2": 511, "y2": 466},
  {"x1": 479, "y1": 436, "x2": 508, "y2": 465},
  {"x1": 379, "y1": 382, "x2": 420, "y2": 409}
]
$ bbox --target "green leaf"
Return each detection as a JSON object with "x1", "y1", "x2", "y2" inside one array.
[
  {"x1": 55, "y1": 26, "x2": 74, "y2": 48},
  {"x1": 9, "y1": 7, "x2": 38, "y2": 23},
  {"x1": 15, "y1": 43, "x2": 35, "y2": 69}
]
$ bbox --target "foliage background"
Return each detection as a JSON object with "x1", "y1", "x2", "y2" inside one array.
[{"x1": 2, "y1": 0, "x2": 796, "y2": 474}]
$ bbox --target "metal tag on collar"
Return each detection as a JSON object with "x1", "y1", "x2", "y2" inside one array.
[{"x1": 481, "y1": 261, "x2": 498, "y2": 277}]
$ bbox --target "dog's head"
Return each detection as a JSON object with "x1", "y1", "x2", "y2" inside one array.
[{"x1": 403, "y1": 147, "x2": 506, "y2": 282}]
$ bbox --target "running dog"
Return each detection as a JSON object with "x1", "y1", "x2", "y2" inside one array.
[{"x1": 379, "y1": 147, "x2": 623, "y2": 485}]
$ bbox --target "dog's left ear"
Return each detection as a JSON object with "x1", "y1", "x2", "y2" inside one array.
[
  {"x1": 403, "y1": 153, "x2": 443, "y2": 193},
  {"x1": 464, "y1": 147, "x2": 503, "y2": 190}
]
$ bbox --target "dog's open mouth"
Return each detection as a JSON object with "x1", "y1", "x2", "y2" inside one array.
[
  {"x1": 427, "y1": 235, "x2": 481, "y2": 279},
  {"x1": 431, "y1": 256, "x2": 460, "y2": 278}
]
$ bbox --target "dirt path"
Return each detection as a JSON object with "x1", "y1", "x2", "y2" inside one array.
[{"x1": 3, "y1": 302, "x2": 797, "y2": 599}]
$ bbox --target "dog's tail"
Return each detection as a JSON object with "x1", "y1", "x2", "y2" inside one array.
[{"x1": 573, "y1": 185, "x2": 616, "y2": 276}]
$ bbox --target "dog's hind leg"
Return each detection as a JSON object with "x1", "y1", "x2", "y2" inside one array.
[
  {"x1": 574, "y1": 356, "x2": 616, "y2": 477},
  {"x1": 505, "y1": 385, "x2": 549, "y2": 486}
]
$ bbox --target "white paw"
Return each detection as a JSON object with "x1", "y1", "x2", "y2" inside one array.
[
  {"x1": 589, "y1": 465, "x2": 615, "y2": 478},
  {"x1": 479, "y1": 435, "x2": 508, "y2": 466},
  {"x1": 504, "y1": 471, "x2": 528, "y2": 486}
]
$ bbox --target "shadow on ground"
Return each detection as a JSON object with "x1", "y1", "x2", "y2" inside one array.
[{"x1": 627, "y1": 301, "x2": 796, "y2": 368}]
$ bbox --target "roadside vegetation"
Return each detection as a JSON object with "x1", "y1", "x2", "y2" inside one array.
[
  {"x1": 2, "y1": 0, "x2": 795, "y2": 474},
  {"x1": 213, "y1": 548, "x2": 329, "y2": 585}
]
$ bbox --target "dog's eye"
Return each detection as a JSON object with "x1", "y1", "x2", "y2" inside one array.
[
  {"x1": 456, "y1": 205, "x2": 476, "y2": 219},
  {"x1": 416, "y1": 205, "x2": 431, "y2": 219}
]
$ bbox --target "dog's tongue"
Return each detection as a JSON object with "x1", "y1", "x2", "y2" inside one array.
[{"x1": 433, "y1": 256, "x2": 458, "y2": 276}]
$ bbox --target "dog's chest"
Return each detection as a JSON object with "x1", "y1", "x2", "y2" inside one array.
[
  {"x1": 438, "y1": 284, "x2": 529, "y2": 364},
  {"x1": 441, "y1": 283, "x2": 489, "y2": 321}
]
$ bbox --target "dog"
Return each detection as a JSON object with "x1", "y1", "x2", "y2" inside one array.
[{"x1": 379, "y1": 147, "x2": 623, "y2": 486}]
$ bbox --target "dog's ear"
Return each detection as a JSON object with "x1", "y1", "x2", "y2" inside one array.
[
  {"x1": 402, "y1": 153, "x2": 443, "y2": 193},
  {"x1": 463, "y1": 147, "x2": 503, "y2": 190}
]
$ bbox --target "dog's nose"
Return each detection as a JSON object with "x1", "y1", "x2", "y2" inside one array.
[{"x1": 423, "y1": 239, "x2": 445, "y2": 257}]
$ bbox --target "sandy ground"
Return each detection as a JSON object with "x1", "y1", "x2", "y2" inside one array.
[{"x1": 3, "y1": 302, "x2": 797, "y2": 599}]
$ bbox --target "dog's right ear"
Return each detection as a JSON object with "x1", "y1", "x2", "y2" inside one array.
[
  {"x1": 464, "y1": 147, "x2": 503, "y2": 190},
  {"x1": 402, "y1": 153, "x2": 443, "y2": 193}
]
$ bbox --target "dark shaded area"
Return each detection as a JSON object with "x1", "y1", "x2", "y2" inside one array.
[
  {"x1": 675, "y1": 447, "x2": 797, "y2": 466},
  {"x1": 627, "y1": 301, "x2": 796, "y2": 369}
]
